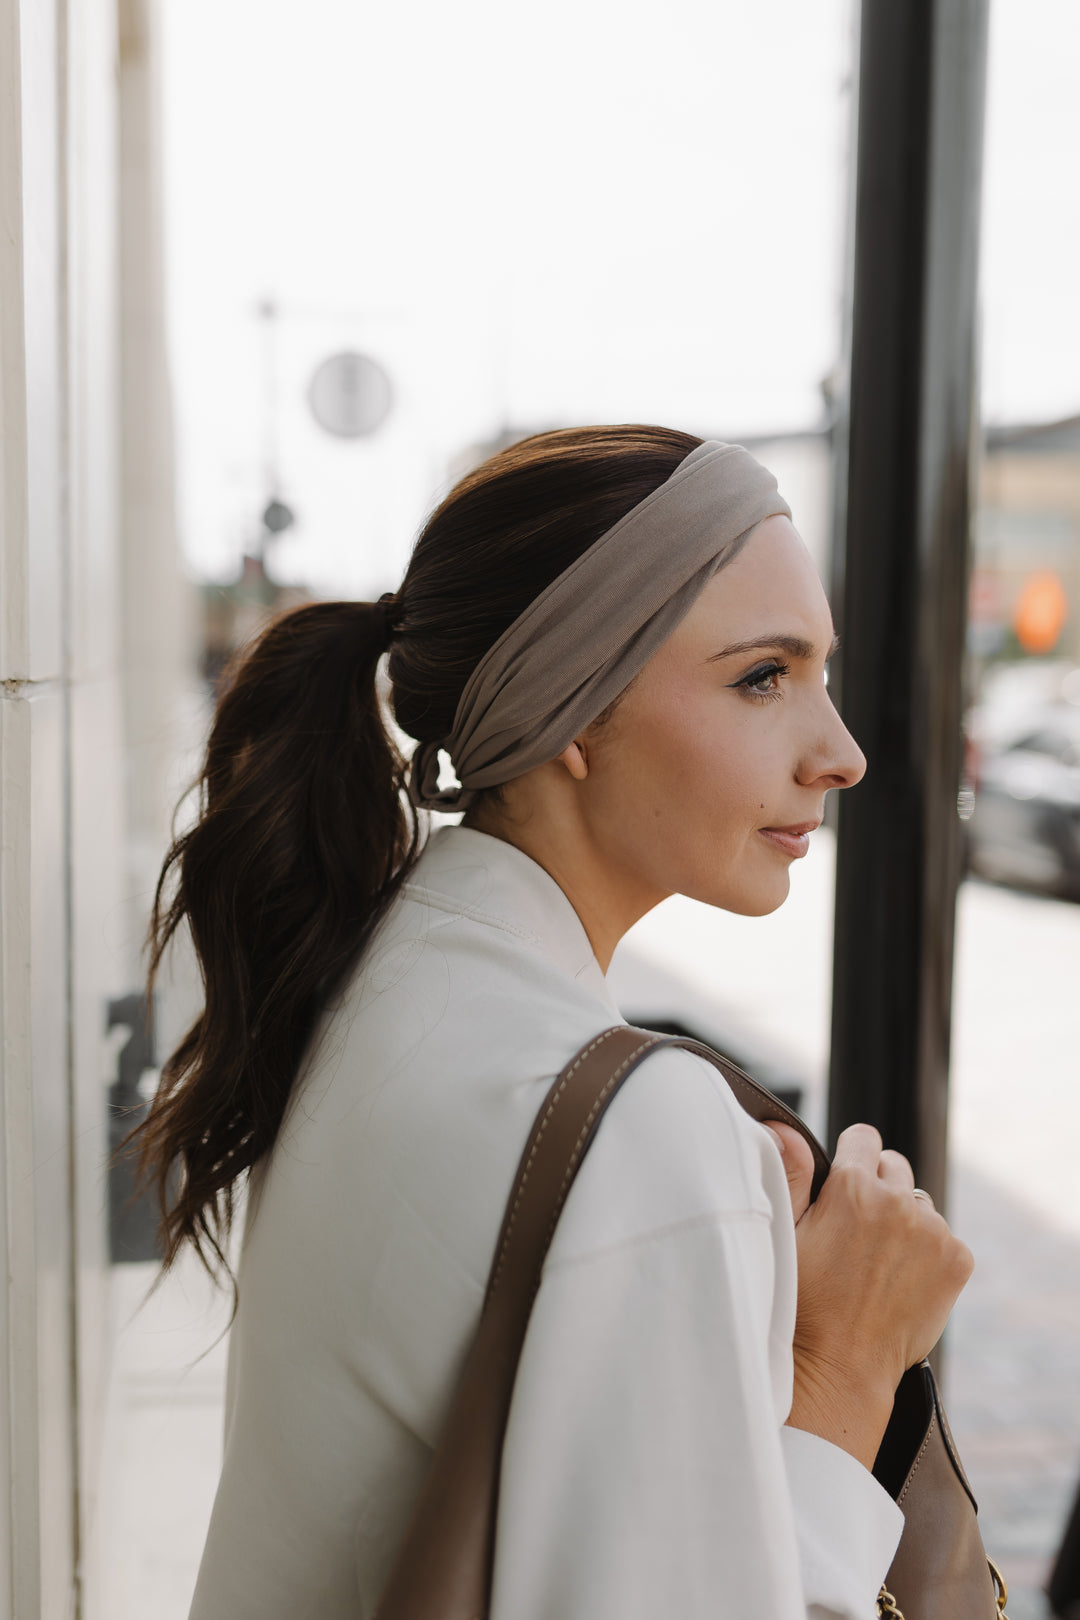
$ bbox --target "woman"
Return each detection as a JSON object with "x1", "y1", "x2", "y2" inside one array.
[{"x1": 139, "y1": 426, "x2": 973, "y2": 1620}]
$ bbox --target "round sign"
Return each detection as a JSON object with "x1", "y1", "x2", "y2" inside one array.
[
  {"x1": 262, "y1": 498, "x2": 295, "y2": 535},
  {"x1": 307, "y1": 351, "x2": 393, "y2": 439}
]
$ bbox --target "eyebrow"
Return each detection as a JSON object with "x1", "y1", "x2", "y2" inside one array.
[{"x1": 707, "y1": 633, "x2": 842, "y2": 664}]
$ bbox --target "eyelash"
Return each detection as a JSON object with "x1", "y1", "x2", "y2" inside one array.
[{"x1": 733, "y1": 660, "x2": 790, "y2": 702}]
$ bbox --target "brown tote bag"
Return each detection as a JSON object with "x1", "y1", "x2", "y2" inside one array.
[{"x1": 374, "y1": 1025, "x2": 1008, "y2": 1620}]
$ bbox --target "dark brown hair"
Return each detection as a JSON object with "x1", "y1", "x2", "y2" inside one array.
[{"x1": 134, "y1": 423, "x2": 701, "y2": 1274}]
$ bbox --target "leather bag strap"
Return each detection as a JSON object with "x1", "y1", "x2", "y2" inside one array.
[{"x1": 374, "y1": 1024, "x2": 829, "y2": 1619}]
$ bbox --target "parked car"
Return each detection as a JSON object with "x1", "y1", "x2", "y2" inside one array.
[{"x1": 966, "y1": 699, "x2": 1080, "y2": 901}]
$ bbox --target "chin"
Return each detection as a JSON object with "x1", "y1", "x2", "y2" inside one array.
[
  {"x1": 688, "y1": 871, "x2": 791, "y2": 917},
  {"x1": 724, "y1": 875, "x2": 792, "y2": 918}
]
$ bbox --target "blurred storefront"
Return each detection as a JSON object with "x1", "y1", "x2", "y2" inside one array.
[{"x1": 975, "y1": 416, "x2": 1080, "y2": 664}]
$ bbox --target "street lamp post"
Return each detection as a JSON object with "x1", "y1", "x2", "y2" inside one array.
[{"x1": 827, "y1": 0, "x2": 989, "y2": 1211}]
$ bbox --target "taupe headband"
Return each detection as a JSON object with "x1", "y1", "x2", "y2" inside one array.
[{"x1": 408, "y1": 439, "x2": 791, "y2": 811}]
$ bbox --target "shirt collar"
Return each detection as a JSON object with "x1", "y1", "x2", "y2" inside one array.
[{"x1": 403, "y1": 824, "x2": 620, "y2": 1016}]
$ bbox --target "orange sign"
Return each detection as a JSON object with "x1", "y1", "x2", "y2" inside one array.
[{"x1": 1014, "y1": 571, "x2": 1068, "y2": 654}]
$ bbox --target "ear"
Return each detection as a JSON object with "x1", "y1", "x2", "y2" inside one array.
[{"x1": 556, "y1": 739, "x2": 589, "y2": 781}]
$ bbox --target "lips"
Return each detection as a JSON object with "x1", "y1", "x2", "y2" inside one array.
[{"x1": 758, "y1": 819, "x2": 821, "y2": 858}]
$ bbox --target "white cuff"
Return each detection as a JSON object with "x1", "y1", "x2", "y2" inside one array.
[{"x1": 781, "y1": 1426, "x2": 905, "y2": 1619}]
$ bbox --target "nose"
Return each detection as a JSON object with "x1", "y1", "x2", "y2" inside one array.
[{"x1": 797, "y1": 696, "x2": 867, "y2": 792}]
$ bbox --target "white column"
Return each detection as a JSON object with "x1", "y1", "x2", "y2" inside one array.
[
  {"x1": 118, "y1": 0, "x2": 198, "y2": 920},
  {"x1": 1, "y1": 0, "x2": 73, "y2": 1609}
]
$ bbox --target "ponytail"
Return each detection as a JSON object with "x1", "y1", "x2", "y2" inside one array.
[{"x1": 134, "y1": 599, "x2": 419, "y2": 1274}]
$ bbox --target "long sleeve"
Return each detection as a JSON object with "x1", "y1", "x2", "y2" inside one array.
[{"x1": 490, "y1": 1047, "x2": 903, "y2": 1620}]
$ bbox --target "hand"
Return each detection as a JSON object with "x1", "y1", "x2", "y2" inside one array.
[
  {"x1": 762, "y1": 1123, "x2": 816, "y2": 1222},
  {"x1": 775, "y1": 1123, "x2": 974, "y2": 1470}
]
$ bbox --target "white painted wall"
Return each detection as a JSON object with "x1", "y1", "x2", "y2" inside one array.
[
  {"x1": 0, "y1": 2, "x2": 190, "y2": 1615},
  {"x1": 2, "y1": 3, "x2": 78, "y2": 1610}
]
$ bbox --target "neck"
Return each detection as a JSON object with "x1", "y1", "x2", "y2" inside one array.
[{"x1": 462, "y1": 800, "x2": 666, "y2": 973}]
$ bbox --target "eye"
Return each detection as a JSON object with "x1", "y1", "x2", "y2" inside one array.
[{"x1": 732, "y1": 660, "x2": 790, "y2": 702}]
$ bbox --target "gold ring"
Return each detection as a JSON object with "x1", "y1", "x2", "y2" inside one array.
[{"x1": 912, "y1": 1188, "x2": 935, "y2": 1208}]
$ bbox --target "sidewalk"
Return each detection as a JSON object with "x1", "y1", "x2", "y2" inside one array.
[
  {"x1": 95, "y1": 836, "x2": 1080, "y2": 1618},
  {"x1": 947, "y1": 1163, "x2": 1080, "y2": 1619},
  {"x1": 946, "y1": 875, "x2": 1080, "y2": 1620},
  {"x1": 97, "y1": 1258, "x2": 232, "y2": 1620}
]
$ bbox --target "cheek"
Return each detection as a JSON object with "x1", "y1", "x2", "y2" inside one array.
[
  {"x1": 602, "y1": 686, "x2": 768, "y2": 834},
  {"x1": 585, "y1": 688, "x2": 797, "y2": 913}
]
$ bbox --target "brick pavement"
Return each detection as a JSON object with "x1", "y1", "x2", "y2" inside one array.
[{"x1": 946, "y1": 1162, "x2": 1080, "y2": 1620}]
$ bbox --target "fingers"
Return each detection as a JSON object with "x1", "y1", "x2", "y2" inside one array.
[
  {"x1": 793, "y1": 1124, "x2": 976, "y2": 1392},
  {"x1": 949, "y1": 1235, "x2": 976, "y2": 1289},
  {"x1": 877, "y1": 1148, "x2": 915, "y2": 1193},
  {"x1": 770, "y1": 1121, "x2": 918, "y2": 1224},
  {"x1": 763, "y1": 1123, "x2": 816, "y2": 1223},
  {"x1": 833, "y1": 1125, "x2": 916, "y2": 1192},
  {"x1": 782, "y1": 1122, "x2": 959, "y2": 1311},
  {"x1": 831, "y1": 1122, "x2": 883, "y2": 1172}
]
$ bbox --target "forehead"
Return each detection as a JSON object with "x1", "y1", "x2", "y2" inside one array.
[{"x1": 677, "y1": 515, "x2": 833, "y2": 645}]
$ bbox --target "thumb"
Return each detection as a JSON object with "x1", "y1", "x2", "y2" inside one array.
[{"x1": 763, "y1": 1122, "x2": 816, "y2": 1223}]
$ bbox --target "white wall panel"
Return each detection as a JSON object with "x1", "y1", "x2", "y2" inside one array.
[
  {"x1": 17, "y1": 0, "x2": 81, "y2": 1596},
  {"x1": 1, "y1": 0, "x2": 182, "y2": 1608},
  {"x1": 3, "y1": 0, "x2": 128, "y2": 1615},
  {"x1": 67, "y1": 0, "x2": 120, "y2": 690},
  {"x1": 118, "y1": 0, "x2": 197, "y2": 924},
  {"x1": 65, "y1": 6, "x2": 125, "y2": 1562},
  {"x1": 0, "y1": 0, "x2": 29, "y2": 689},
  {"x1": 70, "y1": 670, "x2": 129, "y2": 1565},
  {"x1": 18, "y1": 0, "x2": 64, "y2": 685},
  {"x1": 28, "y1": 683, "x2": 75, "y2": 1617},
  {"x1": 0, "y1": 693, "x2": 40, "y2": 1620}
]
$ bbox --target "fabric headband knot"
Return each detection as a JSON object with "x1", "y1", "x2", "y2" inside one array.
[{"x1": 407, "y1": 439, "x2": 791, "y2": 812}]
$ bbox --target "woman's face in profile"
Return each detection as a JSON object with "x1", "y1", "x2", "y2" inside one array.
[{"x1": 582, "y1": 515, "x2": 866, "y2": 917}]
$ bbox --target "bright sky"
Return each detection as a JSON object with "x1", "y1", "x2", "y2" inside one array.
[{"x1": 162, "y1": 0, "x2": 1080, "y2": 598}]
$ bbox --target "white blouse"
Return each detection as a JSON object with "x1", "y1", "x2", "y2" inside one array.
[{"x1": 188, "y1": 824, "x2": 902, "y2": 1620}]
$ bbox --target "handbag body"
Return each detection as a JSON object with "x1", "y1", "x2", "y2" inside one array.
[{"x1": 374, "y1": 1024, "x2": 1006, "y2": 1620}]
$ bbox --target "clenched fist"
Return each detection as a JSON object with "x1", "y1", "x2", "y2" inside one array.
[{"x1": 764, "y1": 1121, "x2": 973, "y2": 1469}]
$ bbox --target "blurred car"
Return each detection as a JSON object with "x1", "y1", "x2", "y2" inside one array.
[
  {"x1": 965, "y1": 698, "x2": 1080, "y2": 901},
  {"x1": 968, "y1": 659, "x2": 1080, "y2": 751}
]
